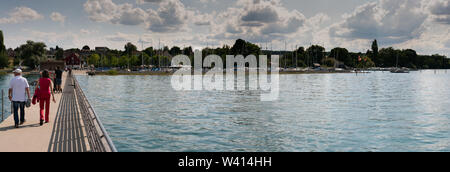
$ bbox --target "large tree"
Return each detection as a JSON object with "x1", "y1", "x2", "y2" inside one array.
[
  {"x1": 183, "y1": 46, "x2": 193, "y2": 56},
  {"x1": 371, "y1": 40, "x2": 378, "y2": 56},
  {"x1": 0, "y1": 30, "x2": 9, "y2": 68},
  {"x1": 144, "y1": 47, "x2": 154, "y2": 57},
  {"x1": 87, "y1": 54, "x2": 100, "y2": 66},
  {"x1": 55, "y1": 46, "x2": 64, "y2": 60},
  {"x1": 230, "y1": 39, "x2": 261, "y2": 56},
  {"x1": 169, "y1": 46, "x2": 182, "y2": 56},
  {"x1": 16, "y1": 40, "x2": 46, "y2": 69},
  {"x1": 124, "y1": 42, "x2": 137, "y2": 57},
  {"x1": 330, "y1": 47, "x2": 351, "y2": 66},
  {"x1": 306, "y1": 45, "x2": 325, "y2": 64},
  {"x1": 295, "y1": 47, "x2": 307, "y2": 67},
  {"x1": 371, "y1": 39, "x2": 379, "y2": 65}
]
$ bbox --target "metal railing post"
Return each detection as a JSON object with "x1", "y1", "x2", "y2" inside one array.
[
  {"x1": 2, "y1": 89, "x2": 4, "y2": 122},
  {"x1": 72, "y1": 76, "x2": 117, "y2": 152}
]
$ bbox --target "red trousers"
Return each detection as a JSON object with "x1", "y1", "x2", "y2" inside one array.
[{"x1": 39, "y1": 97, "x2": 50, "y2": 122}]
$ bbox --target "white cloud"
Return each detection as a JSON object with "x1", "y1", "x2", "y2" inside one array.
[
  {"x1": 428, "y1": 0, "x2": 450, "y2": 24},
  {"x1": 105, "y1": 32, "x2": 136, "y2": 42},
  {"x1": 199, "y1": 0, "x2": 216, "y2": 3},
  {"x1": 0, "y1": 7, "x2": 44, "y2": 24},
  {"x1": 83, "y1": 0, "x2": 118, "y2": 22},
  {"x1": 84, "y1": 0, "x2": 147, "y2": 25},
  {"x1": 146, "y1": 0, "x2": 191, "y2": 33},
  {"x1": 210, "y1": 0, "x2": 307, "y2": 43},
  {"x1": 80, "y1": 29, "x2": 98, "y2": 35},
  {"x1": 330, "y1": 0, "x2": 428, "y2": 44},
  {"x1": 396, "y1": 23, "x2": 450, "y2": 57},
  {"x1": 50, "y1": 12, "x2": 66, "y2": 24},
  {"x1": 84, "y1": 0, "x2": 193, "y2": 31},
  {"x1": 136, "y1": 0, "x2": 163, "y2": 4},
  {"x1": 309, "y1": 0, "x2": 450, "y2": 56},
  {"x1": 112, "y1": 3, "x2": 147, "y2": 25}
]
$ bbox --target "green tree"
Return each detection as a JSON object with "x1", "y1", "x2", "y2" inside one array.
[
  {"x1": 371, "y1": 39, "x2": 379, "y2": 65},
  {"x1": 356, "y1": 56, "x2": 375, "y2": 68},
  {"x1": 295, "y1": 47, "x2": 307, "y2": 67},
  {"x1": 119, "y1": 55, "x2": 129, "y2": 68},
  {"x1": 55, "y1": 46, "x2": 64, "y2": 60},
  {"x1": 230, "y1": 39, "x2": 261, "y2": 56},
  {"x1": 169, "y1": 46, "x2": 182, "y2": 56},
  {"x1": 378, "y1": 47, "x2": 397, "y2": 67},
  {"x1": 401, "y1": 49, "x2": 418, "y2": 68},
  {"x1": 330, "y1": 47, "x2": 351, "y2": 67},
  {"x1": 144, "y1": 47, "x2": 154, "y2": 57},
  {"x1": 183, "y1": 46, "x2": 193, "y2": 56},
  {"x1": 124, "y1": 42, "x2": 137, "y2": 57},
  {"x1": 142, "y1": 53, "x2": 151, "y2": 66},
  {"x1": 88, "y1": 54, "x2": 100, "y2": 66},
  {"x1": 306, "y1": 45, "x2": 325, "y2": 64},
  {"x1": 0, "y1": 30, "x2": 9, "y2": 68},
  {"x1": 322, "y1": 58, "x2": 336, "y2": 67},
  {"x1": 16, "y1": 40, "x2": 46, "y2": 69},
  {"x1": 130, "y1": 55, "x2": 139, "y2": 67},
  {"x1": 110, "y1": 56, "x2": 119, "y2": 67},
  {"x1": 100, "y1": 55, "x2": 109, "y2": 67}
]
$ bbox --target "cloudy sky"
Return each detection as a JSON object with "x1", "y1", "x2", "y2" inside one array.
[{"x1": 0, "y1": 0, "x2": 449, "y2": 56}]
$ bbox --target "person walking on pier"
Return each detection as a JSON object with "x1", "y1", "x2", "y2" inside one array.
[
  {"x1": 8, "y1": 69, "x2": 31, "y2": 128},
  {"x1": 55, "y1": 67, "x2": 63, "y2": 93},
  {"x1": 37, "y1": 70, "x2": 56, "y2": 126}
]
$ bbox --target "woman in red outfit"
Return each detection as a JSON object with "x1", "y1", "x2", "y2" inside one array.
[{"x1": 37, "y1": 70, "x2": 56, "y2": 126}]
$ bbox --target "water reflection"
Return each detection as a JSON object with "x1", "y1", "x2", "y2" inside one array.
[{"x1": 76, "y1": 70, "x2": 450, "y2": 152}]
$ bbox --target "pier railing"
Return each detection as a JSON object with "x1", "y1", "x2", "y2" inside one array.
[
  {"x1": 0, "y1": 89, "x2": 11, "y2": 123},
  {"x1": 72, "y1": 75, "x2": 117, "y2": 152},
  {"x1": 1, "y1": 90, "x2": 4, "y2": 123}
]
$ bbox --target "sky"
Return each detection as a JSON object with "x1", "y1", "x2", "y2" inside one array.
[{"x1": 0, "y1": 0, "x2": 449, "y2": 56}]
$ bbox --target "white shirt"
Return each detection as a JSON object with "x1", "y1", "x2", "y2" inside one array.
[{"x1": 10, "y1": 76, "x2": 30, "y2": 102}]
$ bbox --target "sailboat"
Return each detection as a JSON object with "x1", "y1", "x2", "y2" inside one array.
[{"x1": 390, "y1": 54, "x2": 410, "y2": 73}]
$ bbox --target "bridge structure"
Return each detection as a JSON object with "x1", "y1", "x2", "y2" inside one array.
[{"x1": 0, "y1": 72, "x2": 116, "y2": 152}]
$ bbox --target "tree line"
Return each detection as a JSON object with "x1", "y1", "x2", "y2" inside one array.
[
  {"x1": 0, "y1": 30, "x2": 10, "y2": 68},
  {"x1": 1, "y1": 30, "x2": 448, "y2": 70}
]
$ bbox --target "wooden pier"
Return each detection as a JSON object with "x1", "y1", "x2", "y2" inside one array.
[{"x1": 0, "y1": 73, "x2": 116, "y2": 152}]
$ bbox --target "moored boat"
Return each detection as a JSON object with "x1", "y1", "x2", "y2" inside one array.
[{"x1": 390, "y1": 68, "x2": 410, "y2": 73}]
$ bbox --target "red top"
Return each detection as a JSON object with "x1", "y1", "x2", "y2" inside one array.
[{"x1": 39, "y1": 78, "x2": 52, "y2": 99}]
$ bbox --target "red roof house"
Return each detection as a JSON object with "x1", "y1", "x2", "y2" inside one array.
[{"x1": 65, "y1": 53, "x2": 81, "y2": 69}]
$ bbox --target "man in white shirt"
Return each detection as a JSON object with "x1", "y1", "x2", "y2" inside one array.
[{"x1": 9, "y1": 69, "x2": 31, "y2": 128}]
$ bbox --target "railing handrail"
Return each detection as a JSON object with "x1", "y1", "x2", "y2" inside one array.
[
  {"x1": 1, "y1": 89, "x2": 4, "y2": 123},
  {"x1": 73, "y1": 75, "x2": 117, "y2": 152},
  {"x1": 0, "y1": 89, "x2": 11, "y2": 124}
]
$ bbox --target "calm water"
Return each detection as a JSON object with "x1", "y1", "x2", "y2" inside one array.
[
  {"x1": 0, "y1": 74, "x2": 39, "y2": 121},
  {"x1": 75, "y1": 70, "x2": 450, "y2": 152}
]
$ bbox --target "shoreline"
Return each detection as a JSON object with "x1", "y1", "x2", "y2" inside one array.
[
  {"x1": 85, "y1": 69, "x2": 449, "y2": 76},
  {"x1": 1, "y1": 68, "x2": 447, "y2": 76},
  {"x1": 92, "y1": 70, "x2": 355, "y2": 76}
]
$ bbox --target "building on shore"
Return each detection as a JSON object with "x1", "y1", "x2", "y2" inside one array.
[
  {"x1": 65, "y1": 52, "x2": 81, "y2": 69},
  {"x1": 80, "y1": 45, "x2": 92, "y2": 68},
  {"x1": 95, "y1": 47, "x2": 109, "y2": 53},
  {"x1": 46, "y1": 48, "x2": 57, "y2": 59},
  {"x1": 40, "y1": 60, "x2": 65, "y2": 71}
]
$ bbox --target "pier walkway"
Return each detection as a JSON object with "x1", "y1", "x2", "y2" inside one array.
[{"x1": 0, "y1": 73, "x2": 116, "y2": 152}]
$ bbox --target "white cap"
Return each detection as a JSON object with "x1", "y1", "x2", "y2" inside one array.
[{"x1": 13, "y1": 69, "x2": 22, "y2": 74}]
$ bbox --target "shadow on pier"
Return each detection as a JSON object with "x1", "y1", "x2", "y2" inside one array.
[{"x1": 47, "y1": 74, "x2": 116, "y2": 152}]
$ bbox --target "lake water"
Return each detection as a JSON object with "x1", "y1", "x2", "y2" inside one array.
[
  {"x1": 75, "y1": 70, "x2": 450, "y2": 152},
  {"x1": 0, "y1": 74, "x2": 39, "y2": 122}
]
